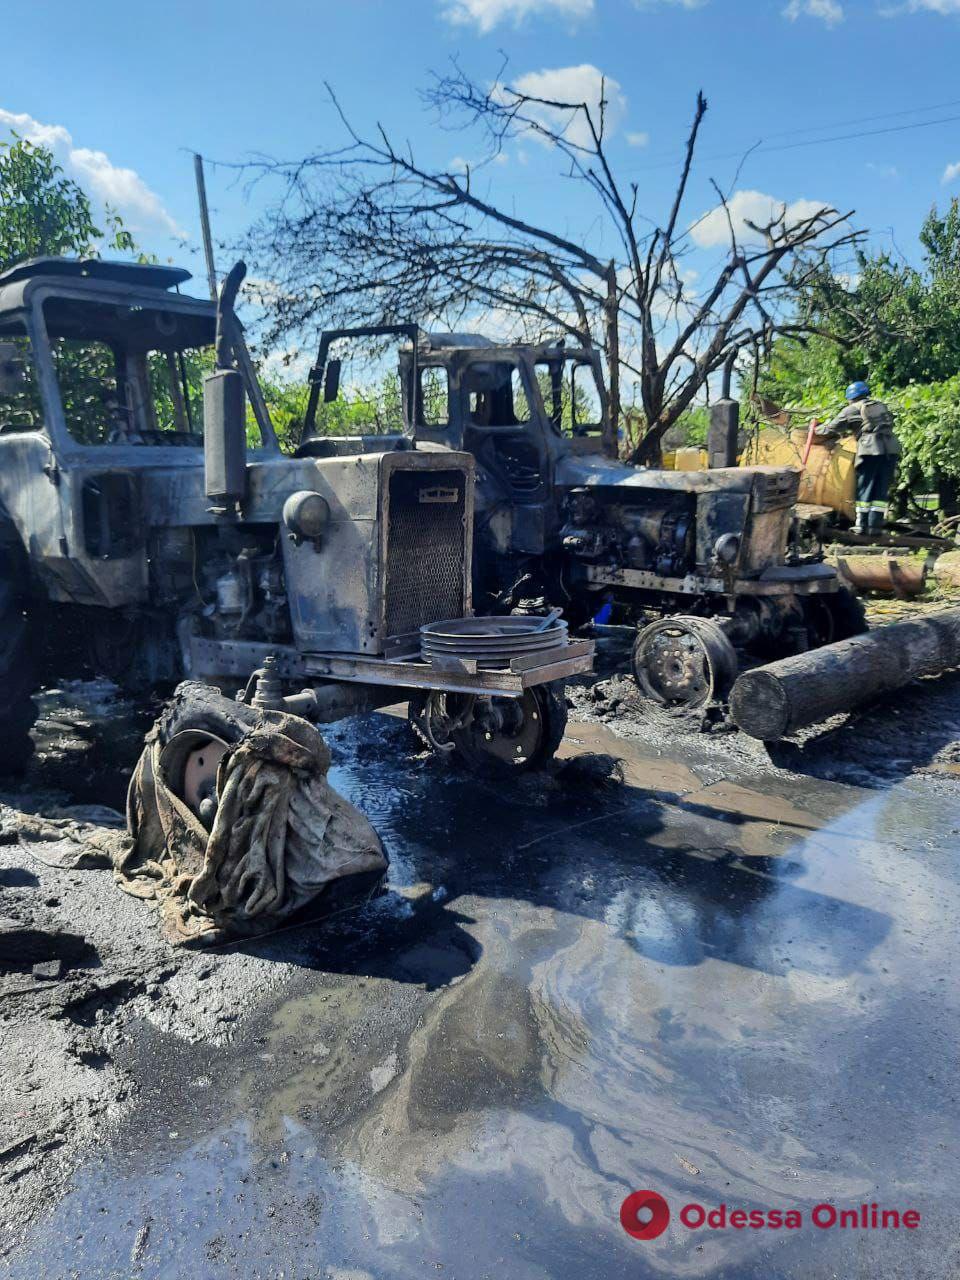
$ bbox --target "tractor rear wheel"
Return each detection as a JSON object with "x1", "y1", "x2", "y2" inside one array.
[{"x1": 0, "y1": 526, "x2": 37, "y2": 773}]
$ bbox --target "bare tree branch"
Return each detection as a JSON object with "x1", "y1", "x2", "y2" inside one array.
[{"x1": 241, "y1": 66, "x2": 865, "y2": 463}]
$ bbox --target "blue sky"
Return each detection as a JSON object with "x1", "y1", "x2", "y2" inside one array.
[{"x1": 3, "y1": 0, "x2": 960, "y2": 320}]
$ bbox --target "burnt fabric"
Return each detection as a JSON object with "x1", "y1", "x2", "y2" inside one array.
[{"x1": 116, "y1": 682, "x2": 387, "y2": 945}]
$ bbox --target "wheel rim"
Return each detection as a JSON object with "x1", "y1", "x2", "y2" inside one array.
[
  {"x1": 632, "y1": 618, "x2": 738, "y2": 710},
  {"x1": 163, "y1": 730, "x2": 229, "y2": 826},
  {"x1": 455, "y1": 689, "x2": 547, "y2": 767}
]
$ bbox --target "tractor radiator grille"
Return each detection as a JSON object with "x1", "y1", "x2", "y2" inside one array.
[
  {"x1": 753, "y1": 468, "x2": 801, "y2": 511},
  {"x1": 384, "y1": 468, "x2": 467, "y2": 638}
]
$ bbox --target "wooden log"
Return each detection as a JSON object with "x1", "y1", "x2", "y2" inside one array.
[{"x1": 729, "y1": 607, "x2": 960, "y2": 740}]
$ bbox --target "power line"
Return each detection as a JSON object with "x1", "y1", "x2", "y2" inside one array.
[
  {"x1": 625, "y1": 104, "x2": 960, "y2": 174},
  {"x1": 611, "y1": 96, "x2": 960, "y2": 172},
  {"x1": 760, "y1": 112, "x2": 960, "y2": 155},
  {"x1": 724, "y1": 96, "x2": 960, "y2": 145}
]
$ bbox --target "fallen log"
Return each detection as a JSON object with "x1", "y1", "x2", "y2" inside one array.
[
  {"x1": 729, "y1": 607, "x2": 960, "y2": 740},
  {"x1": 934, "y1": 550, "x2": 960, "y2": 590}
]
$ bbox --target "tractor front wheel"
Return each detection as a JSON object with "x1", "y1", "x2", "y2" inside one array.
[
  {"x1": 409, "y1": 682, "x2": 568, "y2": 774},
  {"x1": 803, "y1": 586, "x2": 868, "y2": 649}
]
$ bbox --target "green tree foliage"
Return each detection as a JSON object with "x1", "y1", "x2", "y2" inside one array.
[
  {"x1": 0, "y1": 134, "x2": 145, "y2": 443},
  {"x1": 257, "y1": 372, "x2": 406, "y2": 452},
  {"x1": 757, "y1": 200, "x2": 960, "y2": 509},
  {"x1": 785, "y1": 199, "x2": 960, "y2": 388},
  {"x1": 0, "y1": 134, "x2": 135, "y2": 269},
  {"x1": 878, "y1": 378, "x2": 960, "y2": 506},
  {"x1": 669, "y1": 405, "x2": 710, "y2": 448},
  {"x1": 150, "y1": 346, "x2": 212, "y2": 436}
]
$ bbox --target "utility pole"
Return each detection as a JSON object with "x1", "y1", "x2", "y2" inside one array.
[{"x1": 193, "y1": 153, "x2": 218, "y2": 302}]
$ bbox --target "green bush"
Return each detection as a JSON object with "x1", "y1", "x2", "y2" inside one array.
[{"x1": 883, "y1": 376, "x2": 960, "y2": 503}]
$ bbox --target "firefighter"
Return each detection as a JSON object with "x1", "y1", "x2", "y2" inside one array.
[{"x1": 813, "y1": 381, "x2": 899, "y2": 534}]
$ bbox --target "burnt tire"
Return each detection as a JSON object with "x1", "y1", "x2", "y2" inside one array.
[
  {"x1": 827, "y1": 584, "x2": 868, "y2": 641},
  {"x1": 805, "y1": 585, "x2": 868, "y2": 649},
  {"x1": 0, "y1": 528, "x2": 37, "y2": 773}
]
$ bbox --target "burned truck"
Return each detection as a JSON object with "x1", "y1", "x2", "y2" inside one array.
[
  {"x1": 303, "y1": 329, "x2": 863, "y2": 713},
  {"x1": 0, "y1": 260, "x2": 590, "y2": 776}
]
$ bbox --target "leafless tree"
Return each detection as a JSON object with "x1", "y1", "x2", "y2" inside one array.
[{"x1": 244, "y1": 64, "x2": 864, "y2": 462}]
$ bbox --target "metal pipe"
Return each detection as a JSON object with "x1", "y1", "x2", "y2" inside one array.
[
  {"x1": 193, "y1": 153, "x2": 218, "y2": 302},
  {"x1": 721, "y1": 351, "x2": 736, "y2": 401},
  {"x1": 284, "y1": 684, "x2": 400, "y2": 724}
]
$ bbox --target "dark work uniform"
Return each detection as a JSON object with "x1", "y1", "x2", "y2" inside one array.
[{"x1": 815, "y1": 397, "x2": 899, "y2": 530}]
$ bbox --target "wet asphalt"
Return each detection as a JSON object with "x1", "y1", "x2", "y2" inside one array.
[{"x1": 5, "y1": 691, "x2": 960, "y2": 1280}]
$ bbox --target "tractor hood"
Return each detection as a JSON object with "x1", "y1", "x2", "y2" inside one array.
[{"x1": 555, "y1": 455, "x2": 797, "y2": 495}]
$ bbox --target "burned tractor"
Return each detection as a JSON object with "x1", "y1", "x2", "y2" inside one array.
[
  {"x1": 0, "y1": 260, "x2": 591, "y2": 776},
  {"x1": 303, "y1": 328, "x2": 863, "y2": 713}
]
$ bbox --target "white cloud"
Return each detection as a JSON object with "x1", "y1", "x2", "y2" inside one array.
[
  {"x1": 903, "y1": 0, "x2": 960, "y2": 10},
  {"x1": 626, "y1": 130, "x2": 650, "y2": 147},
  {"x1": 506, "y1": 64, "x2": 628, "y2": 148},
  {"x1": 449, "y1": 151, "x2": 508, "y2": 172},
  {"x1": 0, "y1": 107, "x2": 183, "y2": 238},
  {"x1": 690, "y1": 189, "x2": 836, "y2": 248},
  {"x1": 942, "y1": 160, "x2": 960, "y2": 184},
  {"x1": 634, "y1": 0, "x2": 708, "y2": 8},
  {"x1": 783, "y1": 0, "x2": 844, "y2": 24},
  {"x1": 259, "y1": 345, "x2": 313, "y2": 383},
  {"x1": 439, "y1": 0, "x2": 592, "y2": 32},
  {"x1": 866, "y1": 162, "x2": 899, "y2": 178}
]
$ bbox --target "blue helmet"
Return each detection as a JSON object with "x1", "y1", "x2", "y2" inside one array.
[{"x1": 845, "y1": 380, "x2": 869, "y2": 401}]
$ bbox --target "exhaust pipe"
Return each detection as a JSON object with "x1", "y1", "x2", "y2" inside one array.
[{"x1": 204, "y1": 261, "x2": 248, "y2": 516}]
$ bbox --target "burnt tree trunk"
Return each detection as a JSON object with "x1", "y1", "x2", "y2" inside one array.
[
  {"x1": 633, "y1": 420, "x2": 668, "y2": 468},
  {"x1": 602, "y1": 262, "x2": 620, "y2": 459},
  {"x1": 729, "y1": 608, "x2": 960, "y2": 740}
]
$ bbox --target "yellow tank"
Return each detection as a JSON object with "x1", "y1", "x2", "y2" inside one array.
[{"x1": 740, "y1": 428, "x2": 857, "y2": 521}]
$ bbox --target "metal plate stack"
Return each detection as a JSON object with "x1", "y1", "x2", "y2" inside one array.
[{"x1": 420, "y1": 616, "x2": 569, "y2": 669}]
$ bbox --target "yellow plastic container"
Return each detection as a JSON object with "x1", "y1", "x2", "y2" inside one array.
[
  {"x1": 674, "y1": 446, "x2": 708, "y2": 471},
  {"x1": 741, "y1": 428, "x2": 857, "y2": 521}
]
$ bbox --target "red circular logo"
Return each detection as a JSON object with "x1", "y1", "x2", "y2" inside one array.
[{"x1": 620, "y1": 1190, "x2": 671, "y2": 1241}]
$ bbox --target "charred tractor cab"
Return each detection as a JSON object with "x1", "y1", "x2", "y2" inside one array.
[
  {"x1": 301, "y1": 328, "x2": 863, "y2": 714},
  {"x1": 0, "y1": 261, "x2": 591, "y2": 774}
]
